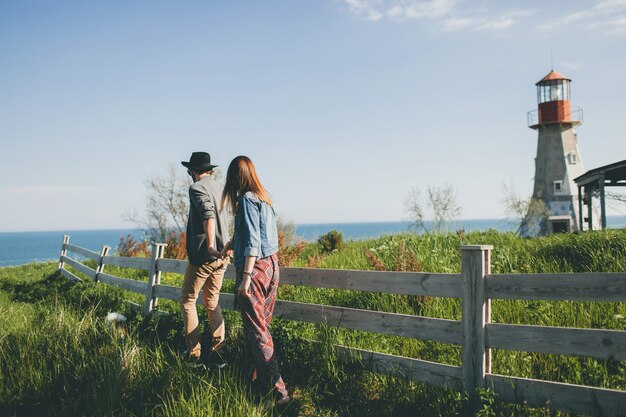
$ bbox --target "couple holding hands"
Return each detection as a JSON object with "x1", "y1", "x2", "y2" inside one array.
[{"x1": 178, "y1": 152, "x2": 290, "y2": 407}]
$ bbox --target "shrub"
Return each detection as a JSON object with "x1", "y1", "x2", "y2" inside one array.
[
  {"x1": 277, "y1": 216, "x2": 306, "y2": 266},
  {"x1": 117, "y1": 231, "x2": 187, "y2": 260},
  {"x1": 318, "y1": 230, "x2": 345, "y2": 253},
  {"x1": 162, "y1": 230, "x2": 186, "y2": 260},
  {"x1": 117, "y1": 234, "x2": 150, "y2": 257}
]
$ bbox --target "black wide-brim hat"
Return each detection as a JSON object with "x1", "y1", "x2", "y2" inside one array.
[{"x1": 181, "y1": 152, "x2": 218, "y2": 171}]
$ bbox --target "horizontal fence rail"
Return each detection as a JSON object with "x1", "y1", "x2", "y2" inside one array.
[
  {"x1": 487, "y1": 374, "x2": 625, "y2": 417},
  {"x1": 486, "y1": 323, "x2": 626, "y2": 361},
  {"x1": 57, "y1": 235, "x2": 626, "y2": 416},
  {"x1": 280, "y1": 267, "x2": 463, "y2": 297},
  {"x1": 102, "y1": 255, "x2": 152, "y2": 271},
  {"x1": 487, "y1": 273, "x2": 626, "y2": 302},
  {"x1": 336, "y1": 344, "x2": 464, "y2": 392}
]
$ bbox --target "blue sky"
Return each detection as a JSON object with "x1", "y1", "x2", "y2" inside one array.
[{"x1": 1, "y1": 0, "x2": 625, "y2": 232}]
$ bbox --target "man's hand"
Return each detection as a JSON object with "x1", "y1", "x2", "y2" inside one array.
[
  {"x1": 208, "y1": 247, "x2": 222, "y2": 259},
  {"x1": 219, "y1": 241, "x2": 232, "y2": 259}
]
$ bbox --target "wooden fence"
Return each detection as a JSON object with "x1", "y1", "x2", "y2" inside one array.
[{"x1": 57, "y1": 235, "x2": 626, "y2": 416}]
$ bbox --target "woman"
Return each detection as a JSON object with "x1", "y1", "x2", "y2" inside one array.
[{"x1": 220, "y1": 156, "x2": 290, "y2": 407}]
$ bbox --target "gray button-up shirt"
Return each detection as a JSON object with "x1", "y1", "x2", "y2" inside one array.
[{"x1": 186, "y1": 175, "x2": 229, "y2": 266}]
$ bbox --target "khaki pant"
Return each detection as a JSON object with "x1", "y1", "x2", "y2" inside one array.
[{"x1": 179, "y1": 258, "x2": 227, "y2": 358}]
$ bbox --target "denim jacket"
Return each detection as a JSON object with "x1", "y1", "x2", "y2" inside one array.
[{"x1": 232, "y1": 191, "x2": 279, "y2": 268}]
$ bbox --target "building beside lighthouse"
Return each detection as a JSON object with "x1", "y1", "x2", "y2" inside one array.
[{"x1": 521, "y1": 70, "x2": 598, "y2": 236}]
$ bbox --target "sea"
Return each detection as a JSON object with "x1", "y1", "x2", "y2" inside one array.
[{"x1": 1, "y1": 217, "x2": 625, "y2": 267}]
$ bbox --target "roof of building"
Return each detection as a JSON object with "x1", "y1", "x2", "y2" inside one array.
[
  {"x1": 536, "y1": 69, "x2": 571, "y2": 85},
  {"x1": 574, "y1": 159, "x2": 626, "y2": 187}
]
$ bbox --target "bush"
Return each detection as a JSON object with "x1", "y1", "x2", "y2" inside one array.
[
  {"x1": 117, "y1": 234, "x2": 150, "y2": 257},
  {"x1": 277, "y1": 216, "x2": 306, "y2": 266},
  {"x1": 117, "y1": 230, "x2": 187, "y2": 260},
  {"x1": 318, "y1": 230, "x2": 345, "y2": 253}
]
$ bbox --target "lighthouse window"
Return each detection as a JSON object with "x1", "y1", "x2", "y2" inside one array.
[
  {"x1": 550, "y1": 81, "x2": 564, "y2": 101},
  {"x1": 538, "y1": 80, "x2": 571, "y2": 103},
  {"x1": 568, "y1": 153, "x2": 577, "y2": 164},
  {"x1": 554, "y1": 180, "x2": 563, "y2": 192}
]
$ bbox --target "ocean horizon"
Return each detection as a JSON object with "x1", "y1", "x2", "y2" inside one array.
[{"x1": 1, "y1": 216, "x2": 625, "y2": 267}]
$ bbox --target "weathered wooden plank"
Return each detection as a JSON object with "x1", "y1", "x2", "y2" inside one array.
[
  {"x1": 280, "y1": 267, "x2": 462, "y2": 297},
  {"x1": 156, "y1": 258, "x2": 237, "y2": 279},
  {"x1": 487, "y1": 273, "x2": 626, "y2": 302},
  {"x1": 64, "y1": 243, "x2": 101, "y2": 261},
  {"x1": 157, "y1": 258, "x2": 189, "y2": 274},
  {"x1": 102, "y1": 255, "x2": 151, "y2": 271},
  {"x1": 98, "y1": 273, "x2": 147, "y2": 294},
  {"x1": 58, "y1": 235, "x2": 70, "y2": 270},
  {"x1": 336, "y1": 344, "x2": 463, "y2": 391},
  {"x1": 274, "y1": 300, "x2": 463, "y2": 344},
  {"x1": 461, "y1": 246, "x2": 492, "y2": 397},
  {"x1": 153, "y1": 284, "x2": 180, "y2": 301},
  {"x1": 153, "y1": 285, "x2": 236, "y2": 309},
  {"x1": 59, "y1": 267, "x2": 81, "y2": 283},
  {"x1": 94, "y1": 246, "x2": 110, "y2": 281},
  {"x1": 61, "y1": 255, "x2": 97, "y2": 280},
  {"x1": 486, "y1": 323, "x2": 626, "y2": 361},
  {"x1": 487, "y1": 374, "x2": 626, "y2": 416},
  {"x1": 153, "y1": 282, "x2": 461, "y2": 343},
  {"x1": 154, "y1": 284, "x2": 461, "y2": 342},
  {"x1": 144, "y1": 244, "x2": 166, "y2": 315}
]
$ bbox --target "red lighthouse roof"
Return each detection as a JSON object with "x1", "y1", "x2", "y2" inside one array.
[{"x1": 536, "y1": 69, "x2": 571, "y2": 85}]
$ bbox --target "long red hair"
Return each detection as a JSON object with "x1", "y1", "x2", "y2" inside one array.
[{"x1": 221, "y1": 156, "x2": 272, "y2": 212}]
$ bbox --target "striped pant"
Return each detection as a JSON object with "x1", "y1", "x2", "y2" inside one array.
[{"x1": 236, "y1": 254, "x2": 288, "y2": 398}]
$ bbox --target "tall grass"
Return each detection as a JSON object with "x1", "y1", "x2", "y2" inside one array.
[{"x1": 1, "y1": 229, "x2": 625, "y2": 416}]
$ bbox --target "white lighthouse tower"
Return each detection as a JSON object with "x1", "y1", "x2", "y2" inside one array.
[{"x1": 522, "y1": 70, "x2": 595, "y2": 236}]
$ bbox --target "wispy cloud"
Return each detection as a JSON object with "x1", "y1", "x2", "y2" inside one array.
[
  {"x1": 588, "y1": 15, "x2": 626, "y2": 35},
  {"x1": 341, "y1": 0, "x2": 534, "y2": 32},
  {"x1": 344, "y1": 0, "x2": 457, "y2": 22},
  {"x1": 341, "y1": 0, "x2": 626, "y2": 36},
  {"x1": 444, "y1": 9, "x2": 534, "y2": 32},
  {"x1": 536, "y1": 0, "x2": 626, "y2": 36}
]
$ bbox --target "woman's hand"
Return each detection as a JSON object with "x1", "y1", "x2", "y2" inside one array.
[
  {"x1": 238, "y1": 256, "x2": 256, "y2": 296},
  {"x1": 237, "y1": 274, "x2": 251, "y2": 296}
]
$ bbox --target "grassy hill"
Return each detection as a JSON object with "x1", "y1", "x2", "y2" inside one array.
[{"x1": 0, "y1": 229, "x2": 625, "y2": 416}]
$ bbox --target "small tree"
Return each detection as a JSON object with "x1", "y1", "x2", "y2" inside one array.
[
  {"x1": 123, "y1": 164, "x2": 224, "y2": 258},
  {"x1": 318, "y1": 230, "x2": 345, "y2": 253},
  {"x1": 125, "y1": 164, "x2": 191, "y2": 243},
  {"x1": 501, "y1": 182, "x2": 549, "y2": 236},
  {"x1": 404, "y1": 184, "x2": 462, "y2": 233}
]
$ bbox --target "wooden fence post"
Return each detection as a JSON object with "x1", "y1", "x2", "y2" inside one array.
[
  {"x1": 58, "y1": 235, "x2": 70, "y2": 271},
  {"x1": 461, "y1": 245, "x2": 493, "y2": 406},
  {"x1": 144, "y1": 243, "x2": 167, "y2": 315},
  {"x1": 95, "y1": 246, "x2": 110, "y2": 282}
]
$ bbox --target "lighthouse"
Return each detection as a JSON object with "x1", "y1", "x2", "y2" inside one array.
[{"x1": 522, "y1": 70, "x2": 593, "y2": 236}]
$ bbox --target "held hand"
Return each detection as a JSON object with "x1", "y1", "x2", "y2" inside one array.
[
  {"x1": 219, "y1": 241, "x2": 232, "y2": 259},
  {"x1": 219, "y1": 247, "x2": 230, "y2": 259}
]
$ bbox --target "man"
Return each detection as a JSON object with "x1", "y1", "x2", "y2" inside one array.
[{"x1": 179, "y1": 151, "x2": 229, "y2": 368}]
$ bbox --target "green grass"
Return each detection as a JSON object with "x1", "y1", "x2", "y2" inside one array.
[{"x1": 0, "y1": 229, "x2": 625, "y2": 416}]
